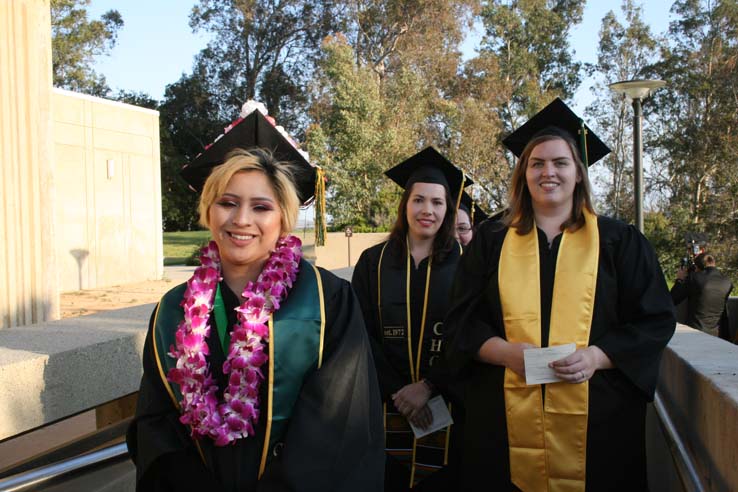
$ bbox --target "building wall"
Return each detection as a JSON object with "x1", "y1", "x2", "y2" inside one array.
[
  {"x1": 53, "y1": 89, "x2": 163, "y2": 291},
  {"x1": 314, "y1": 232, "x2": 388, "y2": 270},
  {"x1": 0, "y1": 0, "x2": 57, "y2": 329}
]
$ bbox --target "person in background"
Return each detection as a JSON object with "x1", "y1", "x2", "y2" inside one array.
[
  {"x1": 671, "y1": 252, "x2": 734, "y2": 340},
  {"x1": 127, "y1": 108, "x2": 384, "y2": 492},
  {"x1": 455, "y1": 206, "x2": 474, "y2": 247},
  {"x1": 455, "y1": 191, "x2": 490, "y2": 247},
  {"x1": 352, "y1": 147, "x2": 471, "y2": 491},
  {"x1": 444, "y1": 98, "x2": 676, "y2": 491}
]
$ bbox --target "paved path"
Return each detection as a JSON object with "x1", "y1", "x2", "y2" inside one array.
[
  {"x1": 58, "y1": 266, "x2": 356, "y2": 318},
  {"x1": 59, "y1": 266, "x2": 195, "y2": 318}
]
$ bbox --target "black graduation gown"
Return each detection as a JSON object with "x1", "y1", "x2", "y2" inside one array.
[
  {"x1": 444, "y1": 216, "x2": 676, "y2": 492},
  {"x1": 352, "y1": 240, "x2": 463, "y2": 491},
  {"x1": 126, "y1": 267, "x2": 385, "y2": 492}
]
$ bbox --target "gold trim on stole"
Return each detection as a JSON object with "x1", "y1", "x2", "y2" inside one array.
[
  {"x1": 152, "y1": 301, "x2": 206, "y2": 465},
  {"x1": 258, "y1": 315, "x2": 276, "y2": 478},
  {"x1": 309, "y1": 262, "x2": 327, "y2": 369},
  {"x1": 499, "y1": 210, "x2": 599, "y2": 492}
]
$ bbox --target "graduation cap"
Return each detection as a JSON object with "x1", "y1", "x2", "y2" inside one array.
[
  {"x1": 180, "y1": 109, "x2": 318, "y2": 205},
  {"x1": 458, "y1": 191, "x2": 489, "y2": 227},
  {"x1": 502, "y1": 97, "x2": 611, "y2": 166},
  {"x1": 384, "y1": 147, "x2": 473, "y2": 208}
]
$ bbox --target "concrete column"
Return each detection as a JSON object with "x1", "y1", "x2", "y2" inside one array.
[{"x1": 0, "y1": 0, "x2": 58, "y2": 328}]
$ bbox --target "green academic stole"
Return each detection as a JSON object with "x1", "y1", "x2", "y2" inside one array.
[
  {"x1": 377, "y1": 240, "x2": 460, "y2": 486},
  {"x1": 498, "y1": 209, "x2": 599, "y2": 492},
  {"x1": 151, "y1": 259, "x2": 325, "y2": 476}
]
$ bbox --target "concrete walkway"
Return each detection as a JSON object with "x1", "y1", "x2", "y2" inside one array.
[{"x1": 59, "y1": 266, "x2": 195, "y2": 318}]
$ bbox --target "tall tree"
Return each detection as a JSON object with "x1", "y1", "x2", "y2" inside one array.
[
  {"x1": 306, "y1": 1, "x2": 480, "y2": 228},
  {"x1": 477, "y1": 0, "x2": 586, "y2": 133},
  {"x1": 448, "y1": 55, "x2": 511, "y2": 211},
  {"x1": 158, "y1": 64, "x2": 222, "y2": 231},
  {"x1": 649, "y1": 0, "x2": 738, "y2": 276},
  {"x1": 306, "y1": 34, "x2": 396, "y2": 229},
  {"x1": 189, "y1": 0, "x2": 347, "y2": 134},
  {"x1": 586, "y1": 0, "x2": 658, "y2": 220},
  {"x1": 50, "y1": 0, "x2": 123, "y2": 96}
]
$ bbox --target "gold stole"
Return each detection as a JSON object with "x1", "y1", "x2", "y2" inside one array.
[{"x1": 498, "y1": 209, "x2": 599, "y2": 492}]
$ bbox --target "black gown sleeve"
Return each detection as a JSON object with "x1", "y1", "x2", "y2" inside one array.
[
  {"x1": 351, "y1": 247, "x2": 407, "y2": 400},
  {"x1": 595, "y1": 223, "x2": 676, "y2": 399},
  {"x1": 126, "y1": 308, "x2": 220, "y2": 491},
  {"x1": 259, "y1": 270, "x2": 385, "y2": 492},
  {"x1": 443, "y1": 224, "x2": 504, "y2": 375}
]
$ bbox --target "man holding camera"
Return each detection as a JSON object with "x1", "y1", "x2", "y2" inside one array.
[{"x1": 671, "y1": 253, "x2": 734, "y2": 340}]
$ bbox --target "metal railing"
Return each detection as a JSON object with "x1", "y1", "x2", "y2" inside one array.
[
  {"x1": 0, "y1": 391, "x2": 710, "y2": 492},
  {"x1": 0, "y1": 443, "x2": 128, "y2": 492},
  {"x1": 653, "y1": 391, "x2": 706, "y2": 492}
]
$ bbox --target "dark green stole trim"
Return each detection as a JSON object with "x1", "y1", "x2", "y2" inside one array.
[{"x1": 152, "y1": 259, "x2": 323, "y2": 462}]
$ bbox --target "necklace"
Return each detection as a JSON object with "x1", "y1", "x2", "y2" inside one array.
[{"x1": 167, "y1": 235, "x2": 302, "y2": 446}]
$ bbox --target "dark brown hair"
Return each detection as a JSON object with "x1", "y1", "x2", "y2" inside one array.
[
  {"x1": 502, "y1": 131, "x2": 595, "y2": 235},
  {"x1": 388, "y1": 182, "x2": 457, "y2": 263}
]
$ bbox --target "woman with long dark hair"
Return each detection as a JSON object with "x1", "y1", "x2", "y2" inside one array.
[
  {"x1": 352, "y1": 147, "x2": 469, "y2": 491},
  {"x1": 444, "y1": 98, "x2": 675, "y2": 491}
]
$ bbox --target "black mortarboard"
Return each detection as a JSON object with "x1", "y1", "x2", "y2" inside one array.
[
  {"x1": 458, "y1": 191, "x2": 489, "y2": 227},
  {"x1": 384, "y1": 147, "x2": 473, "y2": 205},
  {"x1": 180, "y1": 110, "x2": 318, "y2": 205},
  {"x1": 502, "y1": 97, "x2": 611, "y2": 166}
]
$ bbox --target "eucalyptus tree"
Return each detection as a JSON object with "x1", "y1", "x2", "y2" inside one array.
[
  {"x1": 585, "y1": 0, "x2": 659, "y2": 220},
  {"x1": 648, "y1": 0, "x2": 738, "y2": 275},
  {"x1": 50, "y1": 0, "x2": 123, "y2": 95}
]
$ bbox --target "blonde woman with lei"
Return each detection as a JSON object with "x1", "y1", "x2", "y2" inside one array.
[
  {"x1": 444, "y1": 99, "x2": 675, "y2": 492},
  {"x1": 127, "y1": 146, "x2": 384, "y2": 491}
]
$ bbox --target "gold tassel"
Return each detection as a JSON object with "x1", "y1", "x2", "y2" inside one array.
[
  {"x1": 314, "y1": 168, "x2": 327, "y2": 247},
  {"x1": 455, "y1": 175, "x2": 466, "y2": 212}
]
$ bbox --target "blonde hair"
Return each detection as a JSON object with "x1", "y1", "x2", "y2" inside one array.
[
  {"x1": 198, "y1": 148, "x2": 300, "y2": 234},
  {"x1": 503, "y1": 131, "x2": 595, "y2": 235}
]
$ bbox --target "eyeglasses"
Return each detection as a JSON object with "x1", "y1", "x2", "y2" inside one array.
[{"x1": 456, "y1": 226, "x2": 472, "y2": 233}]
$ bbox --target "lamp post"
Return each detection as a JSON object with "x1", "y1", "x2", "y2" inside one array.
[{"x1": 608, "y1": 79, "x2": 666, "y2": 232}]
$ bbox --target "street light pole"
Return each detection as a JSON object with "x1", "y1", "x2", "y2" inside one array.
[
  {"x1": 608, "y1": 78, "x2": 666, "y2": 233},
  {"x1": 632, "y1": 96, "x2": 644, "y2": 232}
]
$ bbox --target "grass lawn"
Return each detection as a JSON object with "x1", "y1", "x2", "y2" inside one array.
[
  {"x1": 163, "y1": 227, "x2": 316, "y2": 265},
  {"x1": 163, "y1": 230, "x2": 211, "y2": 265}
]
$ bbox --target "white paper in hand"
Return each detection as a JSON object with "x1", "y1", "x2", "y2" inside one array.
[
  {"x1": 408, "y1": 395, "x2": 454, "y2": 439},
  {"x1": 523, "y1": 343, "x2": 577, "y2": 385}
]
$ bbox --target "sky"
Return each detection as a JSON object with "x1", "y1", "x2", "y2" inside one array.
[{"x1": 88, "y1": 0, "x2": 676, "y2": 114}]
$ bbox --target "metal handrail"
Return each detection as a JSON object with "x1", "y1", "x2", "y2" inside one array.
[
  {"x1": 653, "y1": 391, "x2": 706, "y2": 492},
  {"x1": 0, "y1": 442, "x2": 128, "y2": 492}
]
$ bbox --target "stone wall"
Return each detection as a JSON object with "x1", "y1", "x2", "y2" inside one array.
[
  {"x1": 0, "y1": 0, "x2": 57, "y2": 328},
  {"x1": 649, "y1": 325, "x2": 738, "y2": 491},
  {"x1": 52, "y1": 89, "x2": 163, "y2": 292},
  {"x1": 314, "y1": 232, "x2": 387, "y2": 270}
]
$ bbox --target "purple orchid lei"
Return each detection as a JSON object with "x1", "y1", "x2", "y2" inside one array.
[{"x1": 167, "y1": 235, "x2": 302, "y2": 446}]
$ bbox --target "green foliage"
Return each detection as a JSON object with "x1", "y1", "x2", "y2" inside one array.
[
  {"x1": 307, "y1": 34, "x2": 401, "y2": 229},
  {"x1": 158, "y1": 63, "x2": 223, "y2": 231},
  {"x1": 308, "y1": 1, "x2": 483, "y2": 228},
  {"x1": 328, "y1": 224, "x2": 390, "y2": 233},
  {"x1": 645, "y1": 0, "x2": 738, "y2": 276},
  {"x1": 50, "y1": 0, "x2": 123, "y2": 96}
]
